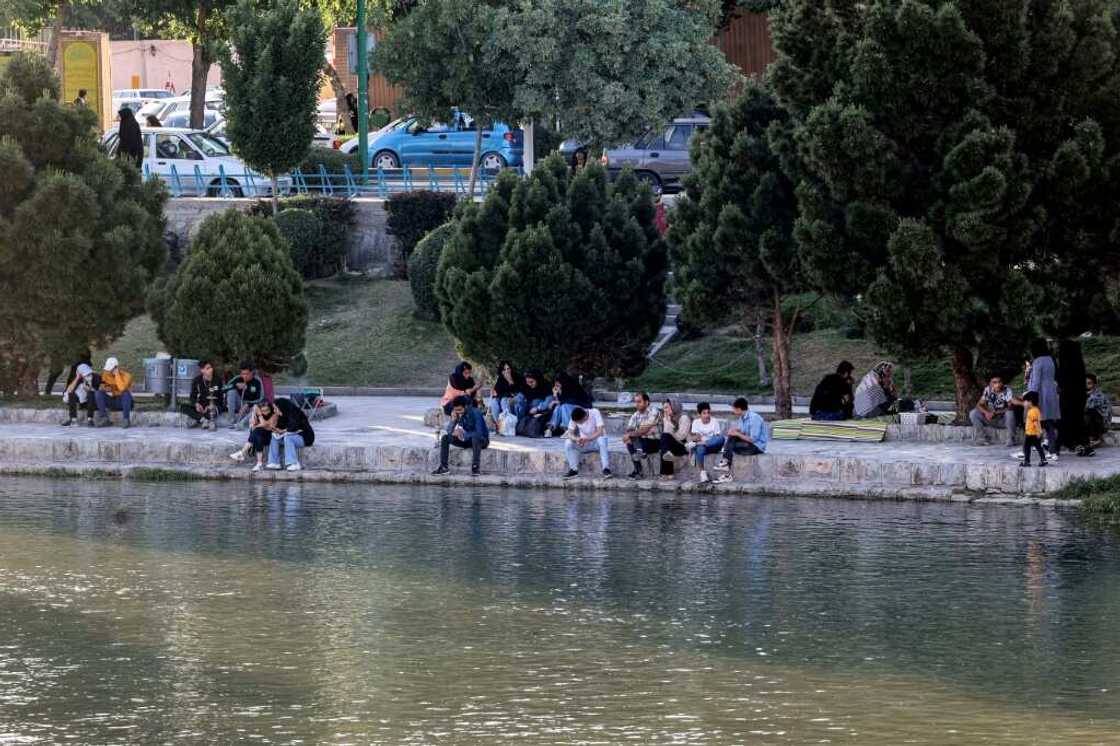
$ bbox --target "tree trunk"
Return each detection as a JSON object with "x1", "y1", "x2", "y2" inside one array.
[
  {"x1": 325, "y1": 62, "x2": 352, "y2": 134},
  {"x1": 467, "y1": 123, "x2": 484, "y2": 198},
  {"x1": 46, "y1": 1, "x2": 67, "y2": 68},
  {"x1": 271, "y1": 173, "x2": 279, "y2": 216},
  {"x1": 189, "y1": 5, "x2": 211, "y2": 130},
  {"x1": 950, "y1": 346, "x2": 981, "y2": 424},
  {"x1": 771, "y1": 292, "x2": 794, "y2": 420},
  {"x1": 753, "y1": 317, "x2": 769, "y2": 387}
]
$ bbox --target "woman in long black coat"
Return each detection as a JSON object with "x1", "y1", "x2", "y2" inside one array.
[
  {"x1": 116, "y1": 107, "x2": 145, "y2": 168},
  {"x1": 1056, "y1": 338, "x2": 1087, "y2": 455}
]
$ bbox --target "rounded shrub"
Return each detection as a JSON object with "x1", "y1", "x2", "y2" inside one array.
[
  {"x1": 274, "y1": 208, "x2": 324, "y2": 279},
  {"x1": 409, "y1": 223, "x2": 454, "y2": 320}
]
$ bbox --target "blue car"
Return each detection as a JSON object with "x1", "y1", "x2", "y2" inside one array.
[{"x1": 366, "y1": 113, "x2": 523, "y2": 171}]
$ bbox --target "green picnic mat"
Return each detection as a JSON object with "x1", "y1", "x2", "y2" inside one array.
[{"x1": 771, "y1": 417, "x2": 890, "y2": 443}]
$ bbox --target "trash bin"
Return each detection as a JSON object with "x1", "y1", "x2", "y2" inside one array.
[
  {"x1": 144, "y1": 357, "x2": 171, "y2": 395},
  {"x1": 174, "y1": 359, "x2": 199, "y2": 397}
]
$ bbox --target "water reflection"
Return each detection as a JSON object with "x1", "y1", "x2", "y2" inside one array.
[{"x1": 1, "y1": 477, "x2": 1119, "y2": 744}]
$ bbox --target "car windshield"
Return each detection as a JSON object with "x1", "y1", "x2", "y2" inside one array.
[{"x1": 185, "y1": 132, "x2": 231, "y2": 157}]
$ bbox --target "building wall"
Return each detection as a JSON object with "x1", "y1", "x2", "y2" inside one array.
[
  {"x1": 716, "y1": 12, "x2": 776, "y2": 78},
  {"x1": 330, "y1": 28, "x2": 402, "y2": 113},
  {"x1": 109, "y1": 40, "x2": 222, "y2": 94}
]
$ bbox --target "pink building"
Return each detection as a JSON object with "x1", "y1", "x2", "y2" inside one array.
[{"x1": 109, "y1": 40, "x2": 221, "y2": 94}]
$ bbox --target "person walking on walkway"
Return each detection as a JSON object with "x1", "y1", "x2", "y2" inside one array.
[
  {"x1": 713, "y1": 397, "x2": 768, "y2": 484},
  {"x1": 432, "y1": 396, "x2": 489, "y2": 477},
  {"x1": 116, "y1": 107, "x2": 144, "y2": 168},
  {"x1": 562, "y1": 407, "x2": 613, "y2": 480},
  {"x1": 657, "y1": 397, "x2": 692, "y2": 481},
  {"x1": 1021, "y1": 392, "x2": 1048, "y2": 468},
  {"x1": 1027, "y1": 339, "x2": 1060, "y2": 460}
]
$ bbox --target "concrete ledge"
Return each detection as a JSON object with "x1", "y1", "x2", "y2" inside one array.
[{"x1": 0, "y1": 403, "x2": 339, "y2": 427}]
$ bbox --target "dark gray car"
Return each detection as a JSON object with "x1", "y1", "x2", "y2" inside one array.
[{"x1": 601, "y1": 115, "x2": 710, "y2": 192}]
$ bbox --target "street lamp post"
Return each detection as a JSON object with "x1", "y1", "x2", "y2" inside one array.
[{"x1": 356, "y1": 0, "x2": 369, "y2": 181}]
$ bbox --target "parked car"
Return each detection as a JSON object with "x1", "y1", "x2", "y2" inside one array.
[
  {"x1": 101, "y1": 127, "x2": 289, "y2": 197},
  {"x1": 112, "y1": 88, "x2": 175, "y2": 114},
  {"x1": 357, "y1": 113, "x2": 523, "y2": 170},
  {"x1": 338, "y1": 118, "x2": 404, "y2": 153},
  {"x1": 138, "y1": 91, "x2": 223, "y2": 123},
  {"x1": 203, "y1": 116, "x2": 333, "y2": 150},
  {"x1": 162, "y1": 110, "x2": 219, "y2": 130}
]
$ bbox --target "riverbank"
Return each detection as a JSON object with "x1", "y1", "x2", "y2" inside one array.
[{"x1": 0, "y1": 396, "x2": 1114, "y2": 504}]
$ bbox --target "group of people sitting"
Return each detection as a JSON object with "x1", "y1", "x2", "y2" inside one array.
[
  {"x1": 808, "y1": 360, "x2": 900, "y2": 421},
  {"x1": 60, "y1": 357, "x2": 136, "y2": 428},
  {"x1": 431, "y1": 361, "x2": 770, "y2": 483}
]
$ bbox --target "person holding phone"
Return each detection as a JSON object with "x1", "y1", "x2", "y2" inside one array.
[{"x1": 432, "y1": 395, "x2": 489, "y2": 477}]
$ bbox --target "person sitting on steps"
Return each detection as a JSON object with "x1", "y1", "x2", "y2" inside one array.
[
  {"x1": 969, "y1": 374, "x2": 1017, "y2": 445},
  {"x1": 713, "y1": 397, "x2": 768, "y2": 484},
  {"x1": 657, "y1": 397, "x2": 692, "y2": 481},
  {"x1": 562, "y1": 406, "x2": 613, "y2": 480},
  {"x1": 1084, "y1": 373, "x2": 1111, "y2": 452},
  {"x1": 622, "y1": 392, "x2": 662, "y2": 479},
  {"x1": 432, "y1": 395, "x2": 489, "y2": 477},
  {"x1": 181, "y1": 360, "x2": 225, "y2": 430},
  {"x1": 441, "y1": 362, "x2": 481, "y2": 416},
  {"x1": 266, "y1": 397, "x2": 316, "y2": 472},
  {"x1": 229, "y1": 400, "x2": 280, "y2": 472},
  {"x1": 61, "y1": 363, "x2": 100, "y2": 427},
  {"x1": 810, "y1": 361, "x2": 855, "y2": 421},
  {"x1": 547, "y1": 371, "x2": 593, "y2": 435},
  {"x1": 514, "y1": 369, "x2": 552, "y2": 419},
  {"x1": 488, "y1": 361, "x2": 522, "y2": 429},
  {"x1": 227, "y1": 361, "x2": 265, "y2": 429},
  {"x1": 95, "y1": 357, "x2": 134, "y2": 428},
  {"x1": 689, "y1": 402, "x2": 724, "y2": 484}
]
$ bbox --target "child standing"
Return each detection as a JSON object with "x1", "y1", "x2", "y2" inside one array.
[{"x1": 1022, "y1": 391, "x2": 1048, "y2": 468}]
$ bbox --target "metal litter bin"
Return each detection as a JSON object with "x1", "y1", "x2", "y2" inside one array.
[
  {"x1": 174, "y1": 359, "x2": 199, "y2": 397},
  {"x1": 144, "y1": 357, "x2": 171, "y2": 395}
]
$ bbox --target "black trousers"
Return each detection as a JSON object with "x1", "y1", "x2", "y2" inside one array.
[
  {"x1": 659, "y1": 434, "x2": 689, "y2": 475},
  {"x1": 440, "y1": 433, "x2": 487, "y2": 468},
  {"x1": 249, "y1": 427, "x2": 273, "y2": 454},
  {"x1": 626, "y1": 436, "x2": 661, "y2": 459},
  {"x1": 180, "y1": 401, "x2": 222, "y2": 422},
  {"x1": 1023, "y1": 435, "x2": 1047, "y2": 465},
  {"x1": 68, "y1": 392, "x2": 95, "y2": 421},
  {"x1": 1085, "y1": 411, "x2": 1108, "y2": 443}
]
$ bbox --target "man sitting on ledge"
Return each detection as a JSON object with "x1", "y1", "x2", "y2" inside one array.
[
  {"x1": 95, "y1": 357, "x2": 134, "y2": 429},
  {"x1": 969, "y1": 374, "x2": 1017, "y2": 445},
  {"x1": 181, "y1": 360, "x2": 225, "y2": 430},
  {"x1": 432, "y1": 395, "x2": 489, "y2": 477},
  {"x1": 810, "y1": 361, "x2": 855, "y2": 421},
  {"x1": 713, "y1": 397, "x2": 768, "y2": 484},
  {"x1": 562, "y1": 406, "x2": 613, "y2": 480}
]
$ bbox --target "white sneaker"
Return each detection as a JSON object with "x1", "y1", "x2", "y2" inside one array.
[
  {"x1": 266, "y1": 463, "x2": 282, "y2": 470},
  {"x1": 714, "y1": 459, "x2": 730, "y2": 472},
  {"x1": 1047, "y1": 451, "x2": 1059, "y2": 462},
  {"x1": 714, "y1": 473, "x2": 734, "y2": 484},
  {"x1": 698, "y1": 470, "x2": 710, "y2": 484},
  {"x1": 251, "y1": 463, "x2": 263, "y2": 472},
  {"x1": 230, "y1": 450, "x2": 246, "y2": 463},
  {"x1": 286, "y1": 464, "x2": 302, "y2": 472}
]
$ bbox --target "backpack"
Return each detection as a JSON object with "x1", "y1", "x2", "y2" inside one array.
[{"x1": 516, "y1": 412, "x2": 549, "y2": 438}]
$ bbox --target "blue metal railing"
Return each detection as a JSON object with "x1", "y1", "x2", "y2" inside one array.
[{"x1": 145, "y1": 163, "x2": 513, "y2": 199}]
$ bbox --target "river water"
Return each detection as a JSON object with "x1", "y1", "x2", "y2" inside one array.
[{"x1": 1, "y1": 477, "x2": 1118, "y2": 745}]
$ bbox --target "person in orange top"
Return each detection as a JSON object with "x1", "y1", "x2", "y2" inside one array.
[
  {"x1": 1021, "y1": 391, "x2": 1047, "y2": 468},
  {"x1": 95, "y1": 357, "x2": 134, "y2": 428}
]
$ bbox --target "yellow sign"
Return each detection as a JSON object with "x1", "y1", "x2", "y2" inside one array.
[{"x1": 61, "y1": 40, "x2": 100, "y2": 111}]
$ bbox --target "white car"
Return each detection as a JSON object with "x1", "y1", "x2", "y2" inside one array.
[
  {"x1": 203, "y1": 116, "x2": 333, "y2": 149},
  {"x1": 113, "y1": 88, "x2": 175, "y2": 114},
  {"x1": 139, "y1": 92, "x2": 222, "y2": 123},
  {"x1": 101, "y1": 127, "x2": 289, "y2": 197}
]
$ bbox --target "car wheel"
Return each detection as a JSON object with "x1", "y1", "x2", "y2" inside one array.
[
  {"x1": 480, "y1": 152, "x2": 507, "y2": 171},
  {"x1": 373, "y1": 150, "x2": 400, "y2": 170},
  {"x1": 636, "y1": 171, "x2": 661, "y2": 190},
  {"x1": 207, "y1": 179, "x2": 243, "y2": 198}
]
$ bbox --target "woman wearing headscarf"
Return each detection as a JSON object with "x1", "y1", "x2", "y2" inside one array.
[
  {"x1": 487, "y1": 361, "x2": 521, "y2": 424},
  {"x1": 1056, "y1": 339, "x2": 1087, "y2": 456},
  {"x1": 546, "y1": 371, "x2": 593, "y2": 434},
  {"x1": 657, "y1": 397, "x2": 692, "y2": 480},
  {"x1": 853, "y1": 362, "x2": 897, "y2": 419},
  {"x1": 514, "y1": 369, "x2": 552, "y2": 418},
  {"x1": 1027, "y1": 338, "x2": 1060, "y2": 456},
  {"x1": 116, "y1": 106, "x2": 145, "y2": 168},
  {"x1": 441, "y1": 362, "x2": 481, "y2": 415}
]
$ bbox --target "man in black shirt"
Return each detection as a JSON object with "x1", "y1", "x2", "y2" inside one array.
[
  {"x1": 266, "y1": 397, "x2": 316, "y2": 471},
  {"x1": 227, "y1": 360, "x2": 265, "y2": 429},
  {"x1": 810, "y1": 361, "x2": 856, "y2": 421},
  {"x1": 180, "y1": 360, "x2": 226, "y2": 430}
]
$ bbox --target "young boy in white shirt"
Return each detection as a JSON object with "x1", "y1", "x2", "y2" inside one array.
[
  {"x1": 688, "y1": 402, "x2": 724, "y2": 483},
  {"x1": 563, "y1": 407, "x2": 613, "y2": 479}
]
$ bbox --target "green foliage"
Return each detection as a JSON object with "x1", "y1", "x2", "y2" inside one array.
[
  {"x1": 435, "y1": 154, "x2": 667, "y2": 378},
  {"x1": 248, "y1": 195, "x2": 355, "y2": 263},
  {"x1": 1051, "y1": 475, "x2": 1120, "y2": 523},
  {"x1": 298, "y1": 147, "x2": 360, "y2": 177},
  {"x1": 220, "y1": 0, "x2": 326, "y2": 188},
  {"x1": 0, "y1": 54, "x2": 166, "y2": 396},
  {"x1": 148, "y1": 209, "x2": 307, "y2": 372},
  {"x1": 274, "y1": 208, "x2": 329, "y2": 280},
  {"x1": 770, "y1": 0, "x2": 1120, "y2": 413},
  {"x1": 385, "y1": 190, "x2": 457, "y2": 274},
  {"x1": 0, "y1": 51, "x2": 58, "y2": 102},
  {"x1": 408, "y1": 222, "x2": 453, "y2": 321}
]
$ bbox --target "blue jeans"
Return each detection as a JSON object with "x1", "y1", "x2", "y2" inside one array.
[
  {"x1": 95, "y1": 390, "x2": 133, "y2": 421},
  {"x1": 549, "y1": 403, "x2": 578, "y2": 430},
  {"x1": 811, "y1": 410, "x2": 847, "y2": 421},
  {"x1": 693, "y1": 435, "x2": 725, "y2": 467},
  {"x1": 488, "y1": 396, "x2": 514, "y2": 423},
  {"x1": 564, "y1": 436, "x2": 610, "y2": 472},
  {"x1": 514, "y1": 395, "x2": 551, "y2": 418},
  {"x1": 268, "y1": 432, "x2": 306, "y2": 467}
]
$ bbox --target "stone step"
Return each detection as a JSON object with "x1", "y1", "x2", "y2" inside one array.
[{"x1": 0, "y1": 403, "x2": 339, "y2": 428}]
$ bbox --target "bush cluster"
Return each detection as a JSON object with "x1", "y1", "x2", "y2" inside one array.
[
  {"x1": 408, "y1": 223, "x2": 454, "y2": 320},
  {"x1": 385, "y1": 190, "x2": 458, "y2": 276},
  {"x1": 249, "y1": 196, "x2": 355, "y2": 279}
]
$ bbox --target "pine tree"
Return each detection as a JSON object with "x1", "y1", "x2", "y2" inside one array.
[
  {"x1": 669, "y1": 81, "x2": 804, "y2": 418},
  {"x1": 771, "y1": 0, "x2": 1120, "y2": 415}
]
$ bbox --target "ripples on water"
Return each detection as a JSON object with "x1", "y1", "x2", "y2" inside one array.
[{"x1": 0, "y1": 477, "x2": 1119, "y2": 744}]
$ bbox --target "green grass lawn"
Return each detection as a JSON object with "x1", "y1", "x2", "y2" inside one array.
[{"x1": 89, "y1": 278, "x2": 460, "y2": 389}]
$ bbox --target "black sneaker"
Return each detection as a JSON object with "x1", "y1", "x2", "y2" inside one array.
[
  {"x1": 471, "y1": 466, "x2": 481, "y2": 477},
  {"x1": 1019, "y1": 462, "x2": 1030, "y2": 468},
  {"x1": 602, "y1": 468, "x2": 613, "y2": 479},
  {"x1": 187, "y1": 420, "x2": 201, "y2": 429},
  {"x1": 431, "y1": 466, "x2": 449, "y2": 476},
  {"x1": 61, "y1": 418, "x2": 74, "y2": 427},
  {"x1": 563, "y1": 469, "x2": 579, "y2": 480},
  {"x1": 1039, "y1": 461, "x2": 1048, "y2": 468}
]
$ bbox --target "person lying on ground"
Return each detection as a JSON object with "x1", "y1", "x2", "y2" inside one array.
[
  {"x1": 227, "y1": 361, "x2": 265, "y2": 429},
  {"x1": 61, "y1": 363, "x2": 100, "y2": 427},
  {"x1": 547, "y1": 371, "x2": 594, "y2": 435},
  {"x1": 810, "y1": 361, "x2": 855, "y2": 421},
  {"x1": 432, "y1": 395, "x2": 489, "y2": 477},
  {"x1": 1085, "y1": 373, "x2": 1111, "y2": 450},
  {"x1": 441, "y1": 362, "x2": 481, "y2": 416},
  {"x1": 688, "y1": 402, "x2": 724, "y2": 484},
  {"x1": 514, "y1": 369, "x2": 552, "y2": 418},
  {"x1": 853, "y1": 361, "x2": 897, "y2": 419},
  {"x1": 230, "y1": 400, "x2": 280, "y2": 472},
  {"x1": 969, "y1": 375, "x2": 1017, "y2": 445},
  {"x1": 658, "y1": 397, "x2": 692, "y2": 481},
  {"x1": 488, "y1": 361, "x2": 521, "y2": 427},
  {"x1": 622, "y1": 392, "x2": 663, "y2": 479},
  {"x1": 181, "y1": 360, "x2": 225, "y2": 430},
  {"x1": 713, "y1": 397, "x2": 768, "y2": 484},
  {"x1": 562, "y1": 406, "x2": 613, "y2": 480},
  {"x1": 95, "y1": 357, "x2": 134, "y2": 428},
  {"x1": 266, "y1": 397, "x2": 316, "y2": 472}
]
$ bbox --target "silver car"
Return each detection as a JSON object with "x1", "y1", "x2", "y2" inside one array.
[{"x1": 600, "y1": 115, "x2": 711, "y2": 192}]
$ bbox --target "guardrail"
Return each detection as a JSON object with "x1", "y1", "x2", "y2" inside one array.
[{"x1": 147, "y1": 162, "x2": 515, "y2": 199}]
